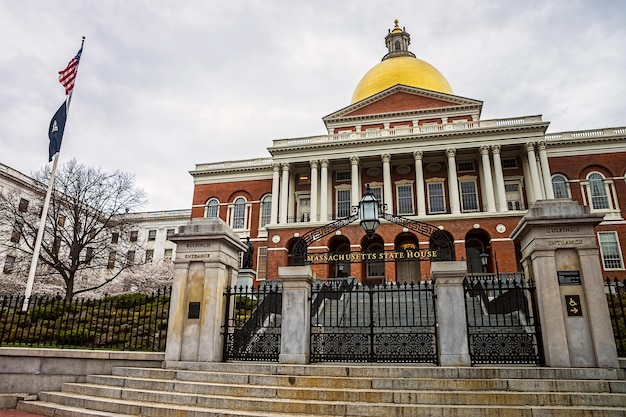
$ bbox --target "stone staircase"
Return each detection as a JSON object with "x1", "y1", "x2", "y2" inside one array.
[{"x1": 17, "y1": 361, "x2": 626, "y2": 416}]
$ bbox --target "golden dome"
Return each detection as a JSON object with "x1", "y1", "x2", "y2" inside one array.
[{"x1": 351, "y1": 56, "x2": 453, "y2": 103}]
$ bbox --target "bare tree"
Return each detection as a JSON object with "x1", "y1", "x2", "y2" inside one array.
[{"x1": 0, "y1": 159, "x2": 146, "y2": 300}]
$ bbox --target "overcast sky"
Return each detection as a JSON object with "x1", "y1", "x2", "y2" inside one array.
[{"x1": 1, "y1": 1, "x2": 625, "y2": 212}]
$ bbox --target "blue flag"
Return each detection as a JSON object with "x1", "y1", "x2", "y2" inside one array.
[{"x1": 48, "y1": 101, "x2": 67, "y2": 162}]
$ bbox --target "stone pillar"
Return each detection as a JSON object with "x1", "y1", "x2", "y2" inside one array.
[
  {"x1": 382, "y1": 153, "x2": 394, "y2": 214},
  {"x1": 279, "y1": 163, "x2": 290, "y2": 224},
  {"x1": 480, "y1": 145, "x2": 497, "y2": 212},
  {"x1": 278, "y1": 265, "x2": 315, "y2": 364},
  {"x1": 320, "y1": 159, "x2": 329, "y2": 222},
  {"x1": 510, "y1": 199, "x2": 619, "y2": 368},
  {"x1": 414, "y1": 151, "x2": 426, "y2": 216},
  {"x1": 165, "y1": 218, "x2": 246, "y2": 363},
  {"x1": 310, "y1": 160, "x2": 319, "y2": 222},
  {"x1": 538, "y1": 141, "x2": 555, "y2": 199},
  {"x1": 525, "y1": 142, "x2": 543, "y2": 200},
  {"x1": 350, "y1": 156, "x2": 360, "y2": 207},
  {"x1": 270, "y1": 163, "x2": 280, "y2": 225},
  {"x1": 491, "y1": 145, "x2": 508, "y2": 212},
  {"x1": 432, "y1": 261, "x2": 471, "y2": 366},
  {"x1": 446, "y1": 148, "x2": 461, "y2": 214}
]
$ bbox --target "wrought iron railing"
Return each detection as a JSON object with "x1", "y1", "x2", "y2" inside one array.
[
  {"x1": 605, "y1": 277, "x2": 626, "y2": 357},
  {"x1": 223, "y1": 283, "x2": 282, "y2": 361},
  {"x1": 310, "y1": 280, "x2": 437, "y2": 363},
  {"x1": 464, "y1": 274, "x2": 543, "y2": 365},
  {"x1": 0, "y1": 288, "x2": 171, "y2": 351}
]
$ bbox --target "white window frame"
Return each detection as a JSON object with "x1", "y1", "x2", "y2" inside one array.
[
  {"x1": 551, "y1": 174, "x2": 571, "y2": 199},
  {"x1": 505, "y1": 178, "x2": 525, "y2": 211},
  {"x1": 296, "y1": 193, "x2": 311, "y2": 223},
  {"x1": 228, "y1": 196, "x2": 250, "y2": 230},
  {"x1": 598, "y1": 231, "x2": 625, "y2": 270},
  {"x1": 259, "y1": 194, "x2": 272, "y2": 227},
  {"x1": 256, "y1": 246, "x2": 268, "y2": 281},
  {"x1": 426, "y1": 180, "x2": 446, "y2": 214},
  {"x1": 396, "y1": 181, "x2": 415, "y2": 215},
  {"x1": 205, "y1": 198, "x2": 220, "y2": 218},
  {"x1": 458, "y1": 177, "x2": 479, "y2": 212},
  {"x1": 335, "y1": 186, "x2": 352, "y2": 218},
  {"x1": 581, "y1": 172, "x2": 620, "y2": 216},
  {"x1": 457, "y1": 161, "x2": 475, "y2": 173}
]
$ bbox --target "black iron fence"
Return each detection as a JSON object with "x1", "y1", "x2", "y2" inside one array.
[
  {"x1": 606, "y1": 277, "x2": 626, "y2": 357},
  {"x1": 464, "y1": 273, "x2": 543, "y2": 365},
  {"x1": 223, "y1": 283, "x2": 283, "y2": 361},
  {"x1": 0, "y1": 288, "x2": 171, "y2": 351},
  {"x1": 310, "y1": 280, "x2": 437, "y2": 363}
]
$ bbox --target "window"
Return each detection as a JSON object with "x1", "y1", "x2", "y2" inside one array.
[
  {"x1": 164, "y1": 249, "x2": 173, "y2": 261},
  {"x1": 598, "y1": 232, "x2": 624, "y2": 270},
  {"x1": 107, "y1": 251, "x2": 116, "y2": 269},
  {"x1": 18, "y1": 198, "x2": 29, "y2": 213},
  {"x1": 459, "y1": 179, "x2": 479, "y2": 212},
  {"x1": 427, "y1": 182, "x2": 446, "y2": 214},
  {"x1": 457, "y1": 161, "x2": 475, "y2": 173},
  {"x1": 57, "y1": 215, "x2": 66, "y2": 227},
  {"x1": 502, "y1": 158, "x2": 518, "y2": 169},
  {"x1": 10, "y1": 221, "x2": 23, "y2": 243},
  {"x1": 129, "y1": 230, "x2": 138, "y2": 242},
  {"x1": 336, "y1": 188, "x2": 351, "y2": 218},
  {"x1": 3, "y1": 255, "x2": 16, "y2": 274},
  {"x1": 588, "y1": 173, "x2": 610, "y2": 210},
  {"x1": 205, "y1": 198, "x2": 219, "y2": 218},
  {"x1": 111, "y1": 232, "x2": 119, "y2": 244},
  {"x1": 232, "y1": 197, "x2": 246, "y2": 229},
  {"x1": 148, "y1": 230, "x2": 157, "y2": 241},
  {"x1": 336, "y1": 171, "x2": 351, "y2": 182},
  {"x1": 85, "y1": 247, "x2": 94, "y2": 265},
  {"x1": 552, "y1": 174, "x2": 570, "y2": 199},
  {"x1": 296, "y1": 196, "x2": 310, "y2": 222},
  {"x1": 260, "y1": 195, "x2": 272, "y2": 227},
  {"x1": 256, "y1": 246, "x2": 268, "y2": 281},
  {"x1": 126, "y1": 250, "x2": 135, "y2": 265},
  {"x1": 505, "y1": 181, "x2": 524, "y2": 210},
  {"x1": 396, "y1": 183, "x2": 414, "y2": 215},
  {"x1": 166, "y1": 228, "x2": 176, "y2": 239},
  {"x1": 297, "y1": 174, "x2": 310, "y2": 185},
  {"x1": 145, "y1": 249, "x2": 154, "y2": 263}
]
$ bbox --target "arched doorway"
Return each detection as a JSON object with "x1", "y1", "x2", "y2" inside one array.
[
  {"x1": 328, "y1": 235, "x2": 351, "y2": 278},
  {"x1": 395, "y1": 232, "x2": 421, "y2": 284},
  {"x1": 465, "y1": 229, "x2": 491, "y2": 274},
  {"x1": 361, "y1": 235, "x2": 385, "y2": 284}
]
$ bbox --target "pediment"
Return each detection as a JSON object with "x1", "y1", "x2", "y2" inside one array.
[{"x1": 324, "y1": 85, "x2": 482, "y2": 123}]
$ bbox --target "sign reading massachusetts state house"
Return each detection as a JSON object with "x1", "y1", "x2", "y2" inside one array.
[{"x1": 306, "y1": 249, "x2": 438, "y2": 264}]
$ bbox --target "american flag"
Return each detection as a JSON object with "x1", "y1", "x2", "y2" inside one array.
[{"x1": 58, "y1": 48, "x2": 83, "y2": 95}]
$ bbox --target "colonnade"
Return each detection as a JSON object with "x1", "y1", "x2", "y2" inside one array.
[{"x1": 269, "y1": 141, "x2": 553, "y2": 225}]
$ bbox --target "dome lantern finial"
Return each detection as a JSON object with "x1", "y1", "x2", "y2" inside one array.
[{"x1": 383, "y1": 19, "x2": 415, "y2": 60}]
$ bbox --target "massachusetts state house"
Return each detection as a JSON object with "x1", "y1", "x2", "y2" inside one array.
[{"x1": 189, "y1": 21, "x2": 626, "y2": 284}]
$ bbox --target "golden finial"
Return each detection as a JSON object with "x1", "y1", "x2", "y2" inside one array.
[{"x1": 392, "y1": 19, "x2": 402, "y2": 33}]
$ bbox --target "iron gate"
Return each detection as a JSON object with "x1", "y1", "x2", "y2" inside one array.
[
  {"x1": 310, "y1": 279, "x2": 437, "y2": 363},
  {"x1": 464, "y1": 273, "x2": 543, "y2": 365},
  {"x1": 222, "y1": 283, "x2": 282, "y2": 361}
]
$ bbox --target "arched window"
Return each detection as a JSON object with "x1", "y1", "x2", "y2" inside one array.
[
  {"x1": 233, "y1": 197, "x2": 246, "y2": 229},
  {"x1": 394, "y1": 40, "x2": 401, "y2": 51},
  {"x1": 588, "y1": 172, "x2": 609, "y2": 210},
  {"x1": 551, "y1": 174, "x2": 570, "y2": 199},
  {"x1": 205, "y1": 198, "x2": 219, "y2": 218},
  {"x1": 260, "y1": 194, "x2": 272, "y2": 227}
]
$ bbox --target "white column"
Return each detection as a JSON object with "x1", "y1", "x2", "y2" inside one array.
[
  {"x1": 447, "y1": 148, "x2": 461, "y2": 214},
  {"x1": 288, "y1": 173, "x2": 296, "y2": 222},
  {"x1": 350, "y1": 156, "x2": 360, "y2": 207},
  {"x1": 270, "y1": 163, "x2": 280, "y2": 224},
  {"x1": 538, "y1": 141, "x2": 555, "y2": 199},
  {"x1": 522, "y1": 156, "x2": 536, "y2": 203},
  {"x1": 480, "y1": 145, "x2": 497, "y2": 213},
  {"x1": 491, "y1": 145, "x2": 508, "y2": 212},
  {"x1": 382, "y1": 153, "x2": 394, "y2": 214},
  {"x1": 320, "y1": 159, "x2": 329, "y2": 222},
  {"x1": 279, "y1": 163, "x2": 290, "y2": 224},
  {"x1": 525, "y1": 142, "x2": 544, "y2": 200},
  {"x1": 310, "y1": 160, "x2": 319, "y2": 222},
  {"x1": 414, "y1": 151, "x2": 426, "y2": 216}
]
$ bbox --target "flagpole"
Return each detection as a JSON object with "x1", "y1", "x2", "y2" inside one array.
[{"x1": 22, "y1": 37, "x2": 85, "y2": 311}]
